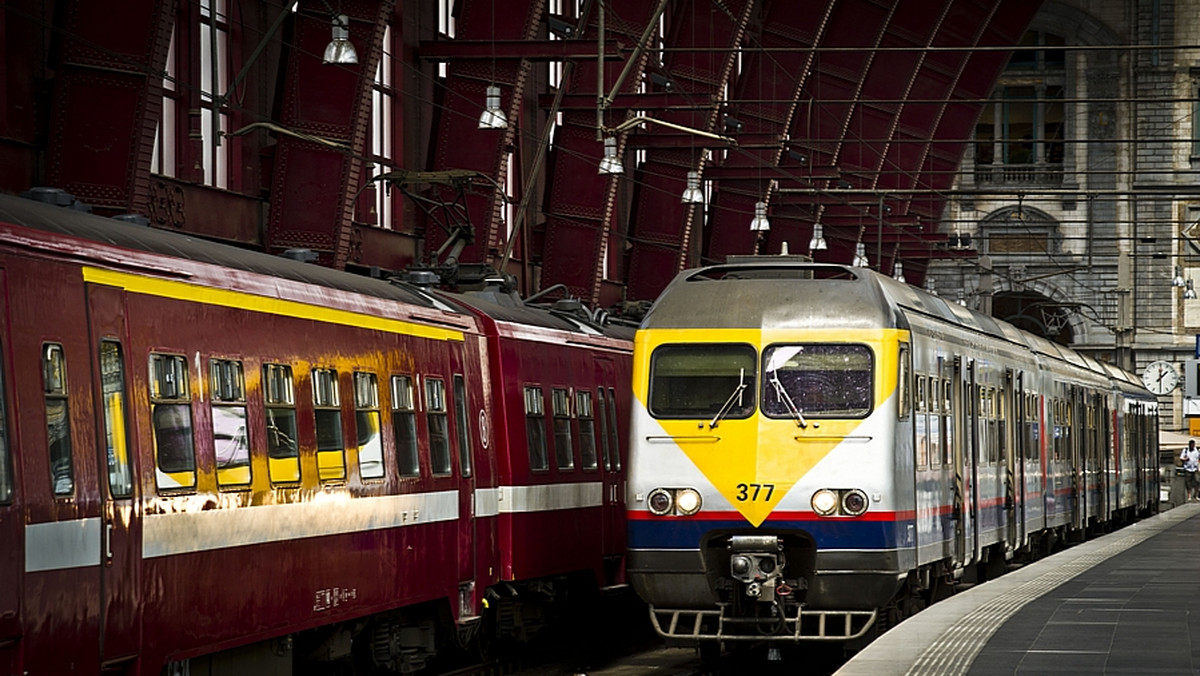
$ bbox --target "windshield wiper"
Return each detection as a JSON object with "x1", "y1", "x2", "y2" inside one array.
[
  {"x1": 769, "y1": 371, "x2": 817, "y2": 429},
  {"x1": 708, "y1": 369, "x2": 747, "y2": 429}
]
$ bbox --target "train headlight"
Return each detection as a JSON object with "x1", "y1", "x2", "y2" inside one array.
[
  {"x1": 647, "y1": 488, "x2": 674, "y2": 515},
  {"x1": 675, "y1": 488, "x2": 702, "y2": 515},
  {"x1": 811, "y1": 489, "x2": 839, "y2": 516},
  {"x1": 841, "y1": 489, "x2": 869, "y2": 516}
]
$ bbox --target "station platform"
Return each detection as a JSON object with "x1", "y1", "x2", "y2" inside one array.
[{"x1": 837, "y1": 503, "x2": 1200, "y2": 676}]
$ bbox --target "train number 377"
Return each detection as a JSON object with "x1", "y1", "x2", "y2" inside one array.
[{"x1": 735, "y1": 483, "x2": 775, "y2": 502}]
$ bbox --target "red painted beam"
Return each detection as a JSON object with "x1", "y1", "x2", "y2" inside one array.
[{"x1": 419, "y1": 39, "x2": 624, "y2": 61}]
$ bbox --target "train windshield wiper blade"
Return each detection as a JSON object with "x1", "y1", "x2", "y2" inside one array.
[
  {"x1": 769, "y1": 370, "x2": 813, "y2": 429},
  {"x1": 708, "y1": 368, "x2": 747, "y2": 429}
]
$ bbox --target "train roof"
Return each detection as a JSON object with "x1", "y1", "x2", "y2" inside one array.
[
  {"x1": 647, "y1": 258, "x2": 1142, "y2": 388},
  {"x1": 0, "y1": 190, "x2": 455, "y2": 312}
]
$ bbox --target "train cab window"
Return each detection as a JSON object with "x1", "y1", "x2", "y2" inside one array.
[
  {"x1": 576, "y1": 391, "x2": 598, "y2": 471},
  {"x1": 762, "y1": 344, "x2": 873, "y2": 419},
  {"x1": 596, "y1": 389, "x2": 611, "y2": 471},
  {"x1": 312, "y1": 368, "x2": 346, "y2": 481},
  {"x1": 100, "y1": 341, "x2": 133, "y2": 498},
  {"x1": 263, "y1": 363, "x2": 301, "y2": 483},
  {"x1": 42, "y1": 343, "x2": 75, "y2": 495},
  {"x1": 391, "y1": 375, "x2": 420, "y2": 477},
  {"x1": 649, "y1": 344, "x2": 756, "y2": 419},
  {"x1": 355, "y1": 373, "x2": 385, "y2": 480},
  {"x1": 210, "y1": 359, "x2": 250, "y2": 487},
  {"x1": 453, "y1": 375, "x2": 472, "y2": 478},
  {"x1": 552, "y1": 388, "x2": 574, "y2": 470},
  {"x1": 606, "y1": 387, "x2": 622, "y2": 471},
  {"x1": 0, "y1": 343, "x2": 12, "y2": 504},
  {"x1": 150, "y1": 353, "x2": 196, "y2": 490},
  {"x1": 425, "y1": 378, "x2": 451, "y2": 476},
  {"x1": 524, "y1": 386, "x2": 549, "y2": 471},
  {"x1": 897, "y1": 344, "x2": 911, "y2": 420}
]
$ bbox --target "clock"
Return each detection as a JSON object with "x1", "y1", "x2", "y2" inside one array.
[{"x1": 1141, "y1": 360, "x2": 1179, "y2": 395}]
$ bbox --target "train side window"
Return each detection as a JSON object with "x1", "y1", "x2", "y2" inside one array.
[
  {"x1": 100, "y1": 341, "x2": 133, "y2": 498},
  {"x1": 211, "y1": 359, "x2": 250, "y2": 487},
  {"x1": 915, "y1": 376, "x2": 928, "y2": 469},
  {"x1": 150, "y1": 353, "x2": 196, "y2": 490},
  {"x1": 453, "y1": 375, "x2": 472, "y2": 478},
  {"x1": 263, "y1": 363, "x2": 300, "y2": 483},
  {"x1": 942, "y1": 378, "x2": 954, "y2": 466},
  {"x1": 426, "y1": 378, "x2": 451, "y2": 476},
  {"x1": 596, "y1": 389, "x2": 612, "y2": 471},
  {"x1": 0, "y1": 341, "x2": 13, "y2": 504},
  {"x1": 355, "y1": 372, "x2": 385, "y2": 480},
  {"x1": 312, "y1": 368, "x2": 346, "y2": 481},
  {"x1": 897, "y1": 343, "x2": 911, "y2": 420},
  {"x1": 606, "y1": 387, "x2": 622, "y2": 471},
  {"x1": 576, "y1": 391, "x2": 598, "y2": 471},
  {"x1": 42, "y1": 343, "x2": 75, "y2": 495},
  {"x1": 929, "y1": 378, "x2": 941, "y2": 468},
  {"x1": 525, "y1": 386, "x2": 549, "y2": 471},
  {"x1": 553, "y1": 388, "x2": 574, "y2": 470},
  {"x1": 391, "y1": 375, "x2": 420, "y2": 477}
]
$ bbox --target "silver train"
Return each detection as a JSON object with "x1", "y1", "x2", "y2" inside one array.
[{"x1": 625, "y1": 257, "x2": 1159, "y2": 650}]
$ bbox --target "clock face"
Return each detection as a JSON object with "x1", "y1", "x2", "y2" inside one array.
[{"x1": 1141, "y1": 360, "x2": 1179, "y2": 395}]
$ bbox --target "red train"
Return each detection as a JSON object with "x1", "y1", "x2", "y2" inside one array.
[{"x1": 0, "y1": 190, "x2": 633, "y2": 675}]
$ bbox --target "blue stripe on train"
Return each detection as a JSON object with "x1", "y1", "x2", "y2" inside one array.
[{"x1": 628, "y1": 517, "x2": 918, "y2": 550}]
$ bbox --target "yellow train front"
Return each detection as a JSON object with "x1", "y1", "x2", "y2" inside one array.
[
  {"x1": 626, "y1": 257, "x2": 1159, "y2": 651},
  {"x1": 627, "y1": 260, "x2": 910, "y2": 647}
]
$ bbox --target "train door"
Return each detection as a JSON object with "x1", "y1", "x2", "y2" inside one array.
[
  {"x1": 85, "y1": 283, "x2": 141, "y2": 663},
  {"x1": 0, "y1": 269, "x2": 20, "y2": 673},
  {"x1": 447, "y1": 344, "x2": 479, "y2": 621},
  {"x1": 1005, "y1": 370, "x2": 1021, "y2": 548},
  {"x1": 952, "y1": 356, "x2": 976, "y2": 566},
  {"x1": 1069, "y1": 387, "x2": 1083, "y2": 532},
  {"x1": 594, "y1": 357, "x2": 624, "y2": 582}
]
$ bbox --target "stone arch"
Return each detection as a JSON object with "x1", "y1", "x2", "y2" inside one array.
[{"x1": 991, "y1": 277, "x2": 1090, "y2": 346}]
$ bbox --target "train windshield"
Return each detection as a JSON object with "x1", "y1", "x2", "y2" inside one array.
[
  {"x1": 761, "y1": 344, "x2": 873, "y2": 419},
  {"x1": 648, "y1": 344, "x2": 756, "y2": 419}
]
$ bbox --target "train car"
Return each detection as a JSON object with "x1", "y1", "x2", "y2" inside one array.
[
  {"x1": 0, "y1": 190, "x2": 632, "y2": 675},
  {"x1": 625, "y1": 257, "x2": 1157, "y2": 653}
]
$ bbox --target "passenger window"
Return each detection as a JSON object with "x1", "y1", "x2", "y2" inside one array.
[
  {"x1": 606, "y1": 387, "x2": 622, "y2": 471},
  {"x1": 312, "y1": 368, "x2": 346, "y2": 481},
  {"x1": 391, "y1": 375, "x2": 420, "y2": 477},
  {"x1": 42, "y1": 343, "x2": 75, "y2": 495},
  {"x1": 100, "y1": 341, "x2": 133, "y2": 498},
  {"x1": 525, "y1": 386, "x2": 549, "y2": 471},
  {"x1": 453, "y1": 375, "x2": 472, "y2": 478},
  {"x1": 915, "y1": 376, "x2": 928, "y2": 469},
  {"x1": 576, "y1": 391, "x2": 598, "y2": 471},
  {"x1": 150, "y1": 353, "x2": 196, "y2": 490},
  {"x1": 355, "y1": 372, "x2": 384, "y2": 480},
  {"x1": 897, "y1": 343, "x2": 911, "y2": 420},
  {"x1": 0, "y1": 340, "x2": 12, "y2": 504},
  {"x1": 553, "y1": 388, "x2": 574, "y2": 470},
  {"x1": 263, "y1": 363, "x2": 300, "y2": 483},
  {"x1": 596, "y1": 389, "x2": 611, "y2": 471},
  {"x1": 211, "y1": 359, "x2": 250, "y2": 487},
  {"x1": 426, "y1": 378, "x2": 451, "y2": 475}
]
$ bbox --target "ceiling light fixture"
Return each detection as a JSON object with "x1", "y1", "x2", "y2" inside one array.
[
  {"x1": 809, "y1": 223, "x2": 827, "y2": 251},
  {"x1": 598, "y1": 136, "x2": 623, "y2": 175},
  {"x1": 681, "y1": 170, "x2": 704, "y2": 204},
  {"x1": 1186, "y1": 279, "x2": 1198, "y2": 300},
  {"x1": 749, "y1": 201, "x2": 770, "y2": 232},
  {"x1": 893, "y1": 261, "x2": 906, "y2": 283},
  {"x1": 323, "y1": 14, "x2": 358, "y2": 65},
  {"x1": 1174, "y1": 265, "x2": 1186, "y2": 287},
  {"x1": 852, "y1": 242, "x2": 869, "y2": 268},
  {"x1": 478, "y1": 85, "x2": 508, "y2": 130}
]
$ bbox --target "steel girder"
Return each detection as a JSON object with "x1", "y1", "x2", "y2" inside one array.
[
  {"x1": 43, "y1": 0, "x2": 174, "y2": 212},
  {"x1": 538, "y1": 0, "x2": 663, "y2": 305},
  {"x1": 621, "y1": 0, "x2": 753, "y2": 302},
  {"x1": 422, "y1": 0, "x2": 544, "y2": 274},
  {"x1": 267, "y1": 1, "x2": 395, "y2": 269}
]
